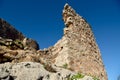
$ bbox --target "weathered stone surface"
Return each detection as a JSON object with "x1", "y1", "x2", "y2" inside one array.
[
  {"x1": 0, "y1": 18, "x2": 24, "y2": 40},
  {"x1": 0, "y1": 62, "x2": 96, "y2": 80},
  {"x1": 0, "y1": 69, "x2": 9, "y2": 79},
  {"x1": 23, "y1": 38, "x2": 39, "y2": 50},
  {"x1": 0, "y1": 45, "x2": 40, "y2": 63},
  {"x1": 79, "y1": 76, "x2": 94, "y2": 80},
  {"x1": 0, "y1": 19, "x2": 39, "y2": 50}
]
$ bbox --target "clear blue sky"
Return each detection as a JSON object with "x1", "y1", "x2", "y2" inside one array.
[{"x1": 0, "y1": 0, "x2": 120, "y2": 80}]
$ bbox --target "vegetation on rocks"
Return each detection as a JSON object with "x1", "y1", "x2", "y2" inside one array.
[
  {"x1": 93, "y1": 77, "x2": 100, "y2": 80},
  {"x1": 68, "y1": 73, "x2": 84, "y2": 80},
  {"x1": 62, "y1": 63, "x2": 68, "y2": 69}
]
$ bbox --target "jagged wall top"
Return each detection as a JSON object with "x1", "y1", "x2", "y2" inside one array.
[
  {"x1": 63, "y1": 3, "x2": 76, "y2": 27},
  {"x1": 63, "y1": 3, "x2": 76, "y2": 17},
  {"x1": 62, "y1": 3, "x2": 83, "y2": 27}
]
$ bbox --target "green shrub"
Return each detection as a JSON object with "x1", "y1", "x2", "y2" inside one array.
[
  {"x1": 93, "y1": 77, "x2": 100, "y2": 80},
  {"x1": 62, "y1": 63, "x2": 68, "y2": 69},
  {"x1": 68, "y1": 73, "x2": 84, "y2": 80}
]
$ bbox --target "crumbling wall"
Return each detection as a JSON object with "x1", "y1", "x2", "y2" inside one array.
[{"x1": 51, "y1": 3, "x2": 107, "y2": 80}]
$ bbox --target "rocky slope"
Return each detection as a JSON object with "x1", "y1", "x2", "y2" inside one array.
[
  {"x1": 0, "y1": 62, "x2": 96, "y2": 80},
  {"x1": 0, "y1": 3, "x2": 107, "y2": 80},
  {"x1": 0, "y1": 18, "x2": 39, "y2": 50}
]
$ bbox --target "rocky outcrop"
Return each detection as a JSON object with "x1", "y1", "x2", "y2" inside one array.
[
  {"x1": 0, "y1": 3, "x2": 107, "y2": 80},
  {"x1": 0, "y1": 18, "x2": 39, "y2": 50},
  {"x1": 0, "y1": 18, "x2": 24, "y2": 40},
  {"x1": 0, "y1": 62, "x2": 97, "y2": 80}
]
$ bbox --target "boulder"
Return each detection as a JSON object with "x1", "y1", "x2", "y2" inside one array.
[{"x1": 0, "y1": 62, "x2": 95, "y2": 80}]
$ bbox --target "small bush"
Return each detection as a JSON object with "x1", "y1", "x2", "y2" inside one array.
[
  {"x1": 93, "y1": 77, "x2": 100, "y2": 80},
  {"x1": 62, "y1": 63, "x2": 68, "y2": 69},
  {"x1": 68, "y1": 73, "x2": 84, "y2": 80}
]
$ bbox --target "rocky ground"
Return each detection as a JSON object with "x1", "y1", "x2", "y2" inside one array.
[{"x1": 0, "y1": 62, "x2": 96, "y2": 80}]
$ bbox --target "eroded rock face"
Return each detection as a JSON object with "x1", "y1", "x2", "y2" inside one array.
[
  {"x1": 0, "y1": 18, "x2": 24, "y2": 40},
  {"x1": 23, "y1": 38, "x2": 39, "y2": 50},
  {"x1": 0, "y1": 18, "x2": 39, "y2": 50},
  {"x1": 0, "y1": 62, "x2": 96, "y2": 80}
]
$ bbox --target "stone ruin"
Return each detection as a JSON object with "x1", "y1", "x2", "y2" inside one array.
[{"x1": 45, "y1": 3, "x2": 108, "y2": 80}]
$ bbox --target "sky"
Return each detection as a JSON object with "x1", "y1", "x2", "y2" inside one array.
[{"x1": 0, "y1": 0, "x2": 120, "y2": 80}]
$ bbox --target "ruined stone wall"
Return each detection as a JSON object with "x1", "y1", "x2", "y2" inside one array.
[{"x1": 51, "y1": 4, "x2": 107, "y2": 80}]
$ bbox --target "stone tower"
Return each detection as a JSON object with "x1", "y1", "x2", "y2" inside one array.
[{"x1": 50, "y1": 3, "x2": 107, "y2": 80}]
